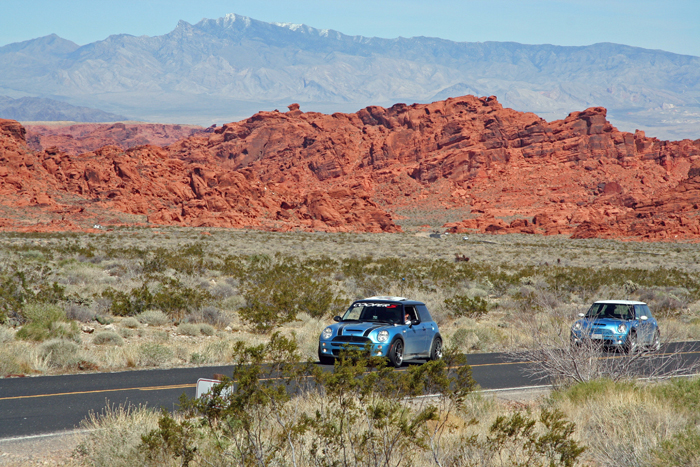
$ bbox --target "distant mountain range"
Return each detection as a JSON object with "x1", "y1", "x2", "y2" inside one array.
[
  {"x1": 0, "y1": 95, "x2": 127, "y2": 122},
  {"x1": 0, "y1": 13, "x2": 698, "y2": 139}
]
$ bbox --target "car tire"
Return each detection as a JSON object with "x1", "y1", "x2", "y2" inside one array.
[
  {"x1": 388, "y1": 339, "x2": 404, "y2": 368},
  {"x1": 649, "y1": 330, "x2": 661, "y2": 352},
  {"x1": 429, "y1": 337, "x2": 443, "y2": 361},
  {"x1": 625, "y1": 331, "x2": 638, "y2": 354},
  {"x1": 318, "y1": 345, "x2": 335, "y2": 365}
]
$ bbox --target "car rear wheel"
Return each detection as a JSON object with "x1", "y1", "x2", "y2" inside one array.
[
  {"x1": 429, "y1": 337, "x2": 443, "y2": 361},
  {"x1": 318, "y1": 345, "x2": 335, "y2": 365},
  {"x1": 388, "y1": 339, "x2": 404, "y2": 368},
  {"x1": 625, "y1": 331, "x2": 638, "y2": 354}
]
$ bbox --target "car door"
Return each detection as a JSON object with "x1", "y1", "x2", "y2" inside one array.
[
  {"x1": 402, "y1": 305, "x2": 425, "y2": 356},
  {"x1": 640, "y1": 304, "x2": 658, "y2": 344},
  {"x1": 634, "y1": 305, "x2": 651, "y2": 344}
]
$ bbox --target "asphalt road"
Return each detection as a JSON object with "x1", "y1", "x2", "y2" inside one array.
[{"x1": 2, "y1": 343, "x2": 699, "y2": 439}]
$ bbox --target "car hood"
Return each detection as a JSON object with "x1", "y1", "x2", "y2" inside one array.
[
  {"x1": 333, "y1": 321, "x2": 399, "y2": 337},
  {"x1": 579, "y1": 317, "x2": 629, "y2": 327}
]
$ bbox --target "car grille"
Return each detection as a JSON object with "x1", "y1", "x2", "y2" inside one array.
[{"x1": 332, "y1": 336, "x2": 372, "y2": 344}]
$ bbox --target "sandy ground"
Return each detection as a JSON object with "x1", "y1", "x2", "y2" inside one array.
[{"x1": 0, "y1": 430, "x2": 85, "y2": 466}]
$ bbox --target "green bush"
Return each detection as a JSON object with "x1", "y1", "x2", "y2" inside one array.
[
  {"x1": 92, "y1": 331, "x2": 124, "y2": 346},
  {"x1": 444, "y1": 295, "x2": 489, "y2": 318},
  {"x1": 102, "y1": 278, "x2": 213, "y2": 318},
  {"x1": 15, "y1": 303, "x2": 79, "y2": 342},
  {"x1": 238, "y1": 258, "x2": 342, "y2": 333}
]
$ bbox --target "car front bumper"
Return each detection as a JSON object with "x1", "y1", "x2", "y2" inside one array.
[
  {"x1": 319, "y1": 339, "x2": 391, "y2": 359},
  {"x1": 571, "y1": 331, "x2": 629, "y2": 348}
]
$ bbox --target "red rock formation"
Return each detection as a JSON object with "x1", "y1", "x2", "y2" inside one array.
[
  {"x1": 1, "y1": 95, "x2": 699, "y2": 239},
  {"x1": 24, "y1": 122, "x2": 205, "y2": 156}
]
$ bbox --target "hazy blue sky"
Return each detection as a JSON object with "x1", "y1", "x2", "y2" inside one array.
[{"x1": 3, "y1": 0, "x2": 699, "y2": 56}]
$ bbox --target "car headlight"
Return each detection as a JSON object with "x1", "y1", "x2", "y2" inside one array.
[
  {"x1": 377, "y1": 330, "x2": 389, "y2": 343},
  {"x1": 572, "y1": 322, "x2": 582, "y2": 331},
  {"x1": 617, "y1": 324, "x2": 627, "y2": 334},
  {"x1": 322, "y1": 327, "x2": 333, "y2": 340}
]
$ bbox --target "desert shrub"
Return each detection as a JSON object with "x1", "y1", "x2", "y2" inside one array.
[
  {"x1": 65, "y1": 304, "x2": 94, "y2": 323},
  {"x1": 151, "y1": 330, "x2": 170, "y2": 342},
  {"x1": 15, "y1": 303, "x2": 80, "y2": 342},
  {"x1": 139, "y1": 342, "x2": 173, "y2": 366},
  {"x1": 177, "y1": 323, "x2": 200, "y2": 337},
  {"x1": 0, "y1": 266, "x2": 68, "y2": 324},
  {"x1": 0, "y1": 348, "x2": 23, "y2": 376},
  {"x1": 649, "y1": 377, "x2": 700, "y2": 420},
  {"x1": 238, "y1": 258, "x2": 342, "y2": 332},
  {"x1": 0, "y1": 325, "x2": 13, "y2": 344},
  {"x1": 119, "y1": 327, "x2": 134, "y2": 339},
  {"x1": 450, "y1": 327, "x2": 480, "y2": 351},
  {"x1": 209, "y1": 282, "x2": 236, "y2": 299},
  {"x1": 141, "y1": 244, "x2": 210, "y2": 275},
  {"x1": 201, "y1": 306, "x2": 229, "y2": 327},
  {"x1": 102, "y1": 278, "x2": 213, "y2": 318},
  {"x1": 136, "y1": 309, "x2": 169, "y2": 326},
  {"x1": 39, "y1": 338, "x2": 81, "y2": 369},
  {"x1": 120, "y1": 317, "x2": 140, "y2": 328},
  {"x1": 199, "y1": 323, "x2": 215, "y2": 336},
  {"x1": 93, "y1": 331, "x2": 124, "y2": 346},
  {"x1": 76, "y1": 403, "x2": 159, "y2": 467},
  {"x1": 650, "y1": 427, "x2": 700, "y2": 467},
  {"x1": 444, "y1": 294, "x2": 489, "y2": 318}
]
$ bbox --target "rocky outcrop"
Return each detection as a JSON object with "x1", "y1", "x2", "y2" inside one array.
[
  {"x1": 1, "y1": 96, "x2": 699, "y2": 238},
  {"x1": 25, "y1": 122, "x2": 205, "y2": 155}
]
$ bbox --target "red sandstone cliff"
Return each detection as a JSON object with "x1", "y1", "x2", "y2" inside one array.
[{"x1": 1, "y1": 95, "x2": 699, "y2": 239}]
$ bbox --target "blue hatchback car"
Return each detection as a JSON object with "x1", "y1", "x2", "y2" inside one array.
[
  {"x1": 570, "y1": 300, "x2": 661, "y2": 353},
  {"x1": 318, "y1": 296, "x2": 442, "y2": 367}
]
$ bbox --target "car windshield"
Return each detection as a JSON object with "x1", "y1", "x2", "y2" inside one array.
[
  {"x1": 341, "y1": 303, "x2": 403, "y2": 324},
  {"x1": 585, "y1": 303, "x2": 634, "y2": 320}
]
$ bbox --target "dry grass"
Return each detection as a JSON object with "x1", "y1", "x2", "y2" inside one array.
[{"x1": 57, "y1": 375, "x2": 700, "y2": 467}]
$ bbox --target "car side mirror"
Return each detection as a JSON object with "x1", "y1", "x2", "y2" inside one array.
[
  {"x1": 411, "y1": 319, "x2": 420, "y2": 326},
  {"x1": 333, "y1": 316, "x2": 342, "y2": 322},
  {"x1": 578, "y1": 313, "x2": 585, "y2": 318},
  {"x1": 640, "y1": 316, "x2": 648, "y2": 321}
]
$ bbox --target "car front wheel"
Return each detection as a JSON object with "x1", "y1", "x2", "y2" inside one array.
[
  {"x1": 429, "y1": 337, "x2": 443, "y2": 361},
  {"x1": 388, "y1": 339, "x2": 404, "y2": 368}
]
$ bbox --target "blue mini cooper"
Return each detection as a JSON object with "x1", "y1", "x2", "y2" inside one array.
[
  {"x1": 318, "y1": 296, "x2": 443, "y2": 367},
  {"x1": 570, "y1": 300, "x2": 661, "y2": 353}
]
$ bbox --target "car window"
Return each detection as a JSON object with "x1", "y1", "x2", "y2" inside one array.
[
  {"x1": 586, "y1": 303, "x2": 633, "y2": 320},
  {"x1": 614, "y1": 305, "x2": 633, "y2": 320},
  {"x1": 342, "y1": 303, "x2": 403, "y2": 324},
  {"x1": 405, "y1": 306, "x2": 419, "y2": 323},
  {"x1": 642, "y1": 304, "x2": 653, "y2": 319},
  {"x1": 343, "y1": 307, "x2": 362, "y2": 320},
  {"x1": 634, "y1": 305, "x2": 648, "y2": 319},
  {"x1": 416, "y1": 304, "x2": 433, "y2": 322}
]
